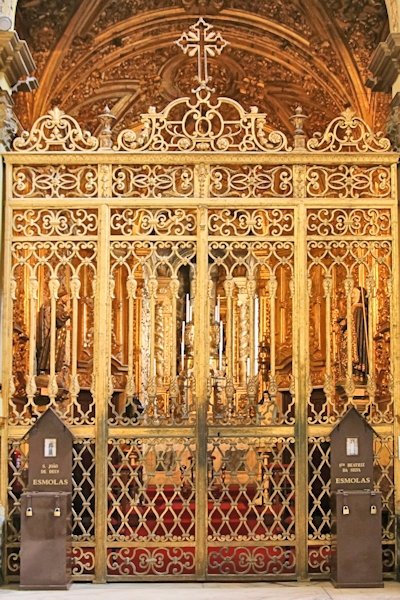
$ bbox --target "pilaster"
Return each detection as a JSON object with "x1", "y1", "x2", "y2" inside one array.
[{"x1": 0, "y1": 30, "x2": 37, "y2": 150}]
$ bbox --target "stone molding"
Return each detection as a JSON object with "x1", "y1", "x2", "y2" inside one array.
[
  {"x1": 0, "y1": 30, "x2": 36, "y2": 90},
  {"x1": 368, "y1": 33, "x2": 400, "y2": 92}
]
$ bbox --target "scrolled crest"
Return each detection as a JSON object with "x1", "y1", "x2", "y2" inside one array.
[
  {"x1": 13, "y1": 107, "x2": 99, "y2": 152},
  {"x1": 114, "y1": 90, "x2": 291, "y2": 153},
  {"x1": 307, "y1": 108, "x2": 391, "y2": 153}
]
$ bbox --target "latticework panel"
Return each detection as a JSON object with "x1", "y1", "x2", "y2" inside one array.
[
  {"x1": 10, "y1": 231, "x2": 97, "y2": 427},
  {"x1": 72, "y1": 439, "x2": 96, "y2": 541},
  {"x1": 106, "y1": 436, "x2": 196, "y2": 578},
  {"x1": 6, "y1": 441, "x2": 28, "y2": 545},
  {"x1": 308, "y1": 437, "x2": 331, "y2": 541},
  {"x1": 108, "y1": 236, "x2": 197, "y2": 428},
  {"x1": 207, "y1": 435, "x2": 296, "y2": 577},
  {"x1": 374, "y1": 435, "x2": 395, "y2": 554},
  {"x1": 307, "y1": 205, "x2": 393, "y2": 426},
  {"x1": 206, "y1": 233, "x2": 295, "y2": 427},
  {"x1": 107, "y1": 437, "x2": 196, "y2": 542},
  {"x1": 209, "y1": 165, "x2": 293, "y2": 199},
  {"x1": 306, "y1": 434, "x2": 395, "y2": 576}
]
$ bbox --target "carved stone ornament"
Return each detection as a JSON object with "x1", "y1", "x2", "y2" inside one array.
[
  {"x1": 181, "y1": 0, "x2": 225, "y2": 14},
  {"x1": 368, "y1": 32, "x2": 400, "y2": 93},
  {"x1": 0, "y1": 30, "x2": 36, "y2": 89},
  {"x1": 0, "y1": 91, "x2": 16, "y2": 149},
  {"x1": 386, "y1": 93, "x2": 400, "y2": 151}
]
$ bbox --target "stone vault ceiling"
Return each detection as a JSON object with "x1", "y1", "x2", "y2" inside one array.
[{"x1": 13, "y1": 0, "x2": 391, "y2": 140}]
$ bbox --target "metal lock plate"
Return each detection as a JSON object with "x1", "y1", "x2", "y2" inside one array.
[
  {"x1": 370, "y1": 505, "x2": 377, "y2": 515},
  {"x1": 54, "y1": 507, "x2": 61, "y2": 517},
  {"x1": 342, "y1": 505, "x2": 349, "y2": 515},
  {"x1": 25, "y1": 507, "x2": 33, "y2": 517}
]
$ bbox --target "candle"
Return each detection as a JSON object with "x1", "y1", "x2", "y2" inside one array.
[
  {"x1": 181, "y1": 320, "x2": 185, "y2": 370},
  {"x1": 186, "y1": 294, "x2": 190, "y2": 322},
  {"x1": 219, "y1": 320, "x2": 223, "y2": 370},
  {"x1": 254, "y1": 295, "x2": 259, "y2": 372}
]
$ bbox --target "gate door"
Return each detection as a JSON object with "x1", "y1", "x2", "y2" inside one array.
[{"x1": 2, "y1": 20, "x2": 399, "y2": 583}]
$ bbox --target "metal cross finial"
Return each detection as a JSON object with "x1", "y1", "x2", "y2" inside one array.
[{"x1": 175, "y1": 18, "x2": 229, "y2": 91}]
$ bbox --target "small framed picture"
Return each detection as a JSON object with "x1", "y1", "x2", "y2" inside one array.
[
  {"x1": 44, "y1": 438, "x2": 57, "y2": 457},
  {"x1": 346, "y1": 437, "x2": 358, "y2": 456}
]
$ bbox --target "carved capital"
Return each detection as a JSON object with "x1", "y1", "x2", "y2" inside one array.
[{"x1": 368, "y1": 33, "x2": 400, "y2": 92}]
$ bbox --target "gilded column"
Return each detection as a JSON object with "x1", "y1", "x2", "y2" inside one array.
[{"x1": 94, "y1": 165, "x2": 112, "y2": 583}]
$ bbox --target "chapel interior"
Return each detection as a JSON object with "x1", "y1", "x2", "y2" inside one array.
[{"x1": 0, "y1": 0, "x2": 399, "y2": 587}]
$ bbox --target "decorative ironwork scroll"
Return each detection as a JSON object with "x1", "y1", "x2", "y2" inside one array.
[{"x1": 307, "y1": 108, "x2": 391, "y2": 153}]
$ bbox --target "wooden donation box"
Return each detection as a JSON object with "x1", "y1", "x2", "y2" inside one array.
[
  {"x1": 20, "y1": 407, "x2": 73, "y2": 590},
  {"x1": 330, "y1": 407, "x2": 382, "y2": 588}
]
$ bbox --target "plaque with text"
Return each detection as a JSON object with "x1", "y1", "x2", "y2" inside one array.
[
  {"x1": 25, "y1": 407, "x2": 73, "y2": 492},
  {"x1": 330, "y1": 407, "x2": 376, "y2": 492}
]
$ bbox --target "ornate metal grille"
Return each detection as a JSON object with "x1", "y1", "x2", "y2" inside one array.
[{"x1": 1, "y1": 26, "x2": 398, "y2": 582}]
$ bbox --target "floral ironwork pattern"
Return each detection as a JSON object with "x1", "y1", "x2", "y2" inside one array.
[
  {"x1": 12, "y1": 209, "x2": 98, "y2": 237},
  {"x1": 307, "y1": 108, "x2": 391, "y2": 153},
  {"x1": 110, "y1": 208, "x2": 197, "y2": 236},
  {"x1": 112, "y1": 165, "x2": 194, "y2": 197},
  {"x1": 306, "y1": 165, "x2": 391, "y2": 198},
  {"x1": 208, "y1": 209, "x2": 294, "y2": 237},
  {"x1": 13, "y1": 107, "x2": 99, "y2": 152},
  {"x1": 13, "y1": 165, "x2": 98, "y2": 198},
  {"x1": 209, "y1": 165, "x2": 293, "y2": 198},
  {"x1": 307, "y1": 208, "x2": 391, "y2": 237},
  {"x1": 107, "y1": 547, "x2": 196, "y2": 576}
]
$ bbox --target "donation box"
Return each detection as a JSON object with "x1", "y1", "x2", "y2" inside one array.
[
  {"x1": 330, "y1": 407, "x2": 382, "y2": 588},
  {"x1": 20, "y1": 407, "x2": 73, "y2": 590}
]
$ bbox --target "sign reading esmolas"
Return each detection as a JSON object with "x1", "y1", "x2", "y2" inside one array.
[
  {"x1": 330, "y1": 407, "x2": 376, "y2": 491},
  {"x1": 25, "y1": 407, "x2": 73, "y2": 492},
  {"x1": 334, "y1": 460, "x2": 371, "y2": 486}
]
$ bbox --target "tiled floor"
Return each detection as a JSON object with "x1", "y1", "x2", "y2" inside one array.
[{"x1": 1, "y1": 581, "x2": 400, "y2": 600}]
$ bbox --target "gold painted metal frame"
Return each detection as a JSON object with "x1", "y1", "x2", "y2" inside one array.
[{"x1": 1, "y1": 86, "x2": 399, "y2": 583}]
